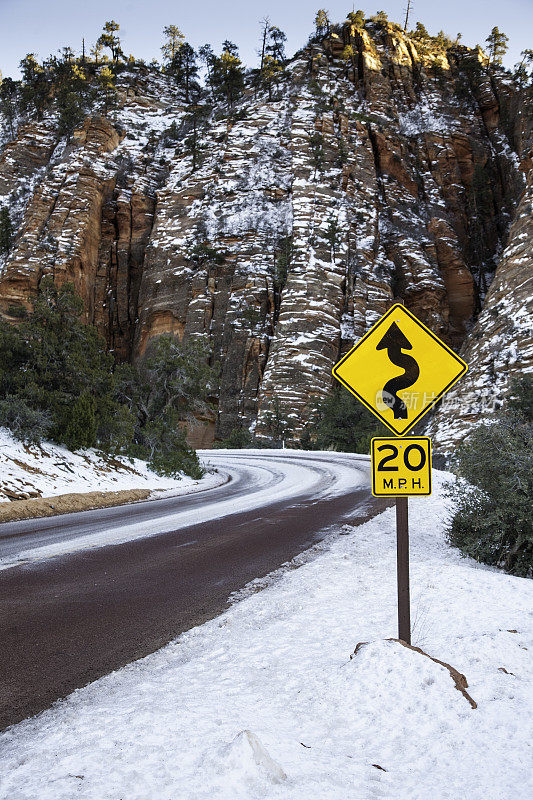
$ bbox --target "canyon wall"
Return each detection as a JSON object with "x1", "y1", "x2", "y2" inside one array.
[{"x1": 0, "y1": 21, "x2": 531, "y2": 448}]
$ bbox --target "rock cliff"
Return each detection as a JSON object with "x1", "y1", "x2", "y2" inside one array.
[{"x1": 0, "y1": 19, "x2": 531, "y2": 448}]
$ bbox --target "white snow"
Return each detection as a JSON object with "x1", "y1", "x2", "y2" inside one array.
[
  {"x1": 0, "y1": 426, "x2": 222, "y2": 504},
  {"x1": 0, "y1": 467, "x2": 531, "y2": 800}
]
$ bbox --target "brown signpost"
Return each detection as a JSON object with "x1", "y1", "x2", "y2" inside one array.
[
  {"x1": 332, "y1": 304, "x2": 467, "y2": 644},
  {"x1": 396, "y1": 497, "x2": 410, "y2": 643}
]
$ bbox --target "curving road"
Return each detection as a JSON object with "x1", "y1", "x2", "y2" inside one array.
[{"x1": 0, "y1": 450, "x2": 384, "y2": 729}]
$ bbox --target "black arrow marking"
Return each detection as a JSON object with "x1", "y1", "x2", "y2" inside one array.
[{"x1": 376, "y1": 321, "x2": 420, "y2": 419}]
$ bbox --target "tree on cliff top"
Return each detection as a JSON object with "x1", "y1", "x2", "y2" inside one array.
[
  {"x1": 514, "y1": 49, "x2": 533, "y2": 86},
  {"x1": 314, "y1": 9, "x2": 330, "y2": 37},
  {"x1": 169, "y1": 43, "x2": 199, "y2": 103},
  {"x1": 257, "y1": 21, "x2": 286, "y2": 98},
  {"x1": 19, "y1": 53, "x2": 49, "y2": 117},
  {"x1": 56, "y1": 62, "x2": 89, "y2": 136},
  {"x1": 161, "y1": 25, "x2": 185, "y2": 64},
  {"x1": 411, "y1": 22, "x2": 430, "y2": 42},
  {"x1": 0, "y1": 75, "x2": 18, "y2": 137},
  {"x1": 485, "y1": 27, "x2": 509, "y2": 67},
  {"x1": 345, "y1": 10, "x2": 365, "y2": 29},
  {"x1": 97, "y1": 21, "x2": 123, "y2": 64},
  {"x1": 211, "y1": 41, "x2": 244, "y2": 107}
]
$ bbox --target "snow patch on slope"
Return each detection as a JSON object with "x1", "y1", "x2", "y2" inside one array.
[{"x1": 0, "y1": 426, "x2": 214, "y2": 502}]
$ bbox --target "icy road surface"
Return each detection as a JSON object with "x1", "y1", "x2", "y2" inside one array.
[
  {"x1": 0, "y1": 450, "x2": 381, "y2": 728},
  {"x1": 0, "y1": 450, "x2": 369, "y2": 570}
]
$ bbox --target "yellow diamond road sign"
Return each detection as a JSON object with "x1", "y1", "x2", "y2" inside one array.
[
  {"x1": 371, "y1": 437, "x2": 432, "y2": 496},
  {"x1": 332, "y1": 304, "x2": 467, "y2": 436}
]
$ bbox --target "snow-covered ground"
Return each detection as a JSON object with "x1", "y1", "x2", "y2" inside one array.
[
  {"x1": 0, "y1": 470, "x2": 531, "y2": 800},
  {"x1": 0, "y1": 427, "x2": 221, "y2": 501}
]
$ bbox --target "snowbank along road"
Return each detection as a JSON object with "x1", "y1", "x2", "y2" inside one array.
[{"x1": 0, "y1": 450, "x2": 384, "y2": 729}]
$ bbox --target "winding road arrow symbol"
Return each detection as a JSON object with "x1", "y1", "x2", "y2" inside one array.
[{"x1": 376, "y1": 322, "x2": 420, "y2": 419}]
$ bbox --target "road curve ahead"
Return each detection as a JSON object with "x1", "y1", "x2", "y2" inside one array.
[{"x1": 0, "y1": 450, "x2": 379, "y2": 729}]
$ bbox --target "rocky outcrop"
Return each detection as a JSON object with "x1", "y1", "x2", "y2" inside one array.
[
  {"x1": 0, "y1": 120, "x2": 58, "y2": 197},
  {"x1": 428, "y1": 164, "x2": 533, "y2": 453},
  {"x1": 0, "y1": 116, "x2": 120, "y2": 318},
  {"x1": 0, "y1": 21, "x2": 531, "y2": 446}
]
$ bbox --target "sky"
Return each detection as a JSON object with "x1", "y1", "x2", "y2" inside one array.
[{"x1": 0, "y1": 0, "x2": 531, "y2": 79}]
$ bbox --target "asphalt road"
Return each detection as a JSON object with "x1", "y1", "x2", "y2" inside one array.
[{"x1": 0, "y1": 450, "x2": 382, "y2": 730}]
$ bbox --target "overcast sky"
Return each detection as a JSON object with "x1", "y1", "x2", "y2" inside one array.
[{"x1": 1, "y1": 0, "x2": 530, "y2": 79}]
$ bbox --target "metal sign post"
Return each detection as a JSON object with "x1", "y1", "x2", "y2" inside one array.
[
  {"x1": 396, "y1": 497, "x2": 410, "y2": 644},
  {"x1": 332, "y1": 303, "x2": 468, "y2": 645}
]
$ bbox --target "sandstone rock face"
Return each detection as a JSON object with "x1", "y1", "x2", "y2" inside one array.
[
  {"x1": 0, "y1": 120, "x2": 58, "y2": 196},
  {"x1": 0, "y1": 23, "x2": 531, "y2": 447},
  {"x1": 428, "y1": 167, "x2": 533, "y2": 454},
  {"x1": 0, "y1": 71, "x2": 175, "y2": 359},
  {"x1": 0, "y1": 116, "x2": 121, "y2": 319}
]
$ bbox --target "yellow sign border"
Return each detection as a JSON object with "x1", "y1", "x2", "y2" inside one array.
[
  {"x1": 371, "y1": 436, "x2": 432, "y2": 497},
  {"x1": 332, "y1": 304, "x2": 467, "y2": 436}
]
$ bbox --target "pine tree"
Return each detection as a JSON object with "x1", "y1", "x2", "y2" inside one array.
[
  {"x1": 61, "y1": 46, "x2": 74, "y2": 64},
  {"x1": 435, "y1": 30, "x2": 452, "y2": 51},
  {"x1": 183, "y1": 104, "x2": 208, "y2": 171},
  {"x1": 485, "y1": 27, "x2": 509, "y2": 67},
  {"x1": 57, "y1": 63, "x2": 88, "y2": 136},
  {"x1": 19, "y1": 53, "x2": 41, "y2": 84},
  {"x1": 346, "y1": 10, "x2": 365, "y2": 28},
  {"x1": 261, "y1": 55, "x2": 283, "y2": 99},
  {"x1": 514, "y1": 49, "x2": 533, "y2": 86},
  {"x1": 266, "y1": 26, "x2": 286, "y2": 63},
  {"x1": 97, "y1": 20, "x2": 123, "y2": 63},
  {"x1": 19, "y1": 53, "x2": 49, "y2": 117},
  {"x1": 90, "y1": 42, "x2": 103, "y2": 65},
  {"x1": 261, "y1": 397, "x2": 293, "y2": 443},
  {"x1": 446, "y1": 376, "x2": 533, "y2": 576},
  {"x1": 212, "y1": 42, "x2": 244, "y2": 107},
  {"x1": 0, "y1": 207, "x2": 13, "y2": 257},
  {"x1": 315, "y1": 9, "x2": 330, "y2": 37},
  {"x1": 325, "y1": 216, "x2": 340, "y2": 260},
  {"x1": 169, "y1": 42, "x2": 199, "y2": 102},
  {"x1": 116, "y1": 332, "x2": 213, "y2": 476},
  {"x1": 161, "y1": 25, "x2": 185, "y2": 64},
  {"x1": 258, "y1": 23, "x2": 286, "y2": 98},
  {"x1": 57, "y1": 90, "x2": 84, "y2": 136},
  {"x1": 0, "y1": 75, "x2": 18, "y2": 138},
  {"x1": 144, "y1": 408, "x2": 203, "y2": 478},
  {"x1": 0, "y1": 279, "x2": 129, "y2": 452},
  {"x1": 411, "y1": 22, "x2": 430, "y2": 42},
  {"x1": 63, "y1": 393, "x2": 97, "y2": 450}
]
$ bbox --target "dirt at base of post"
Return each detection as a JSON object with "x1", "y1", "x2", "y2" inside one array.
[{"x1": 0, "y1": 489, "x2": 152, "y2": 523}]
